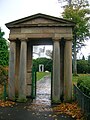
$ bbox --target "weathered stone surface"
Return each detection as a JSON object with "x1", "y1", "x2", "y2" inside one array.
[
  {"x1": 6, "y1": 13, "x2": 74, "y2": 102},
  {"x1": 52, "y1": 40, "x2": 60, "y2": 102},
  {"x1": 6, "y1": 13, "x2": 75, "y2": 29},
  {"x1": 9, "y1": 33, "x2": 73, "y2": 41},
  {"x1": 21, "y1": 17, "x2": 62, "y2": 24},
  {"x1": 10, "y1": 28, "x2": 21, "y2": 33},
  {"x1": 64, "y1": 41, "x2": 72, "y2": 101},
  {"x1": 18, "y1": 41, "x2": 27, "y2": 101},
  {"x1": 8, "y1": 41, "x2": 16, "y2": 100},
  {"x1": 21, "y1": 27, "x2": 72, "y2": 34}
]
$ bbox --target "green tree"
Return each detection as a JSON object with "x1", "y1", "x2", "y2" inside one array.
[
  {"x1": 45, "y1": 49, "x2": 53, "y2": 59},
  {"x1": 62, "y1": 0, "x2": 90, "y2": 75},
  {"x1": 59, "y1": 0, "x2": 89, "y2": 7},
  {"x1": 82, "y1": 55, "x2": 85, "y2": 60},
  {"x1": 0, "y1": 28, "x2": 9, "y2": 66},
  {"x1": 88, "y1": 55, "x2": 90, "y2": 63},
  {"x1": 87, "y1": 55, "x2": 90, "y2": 73},
  {"x1": 33, "y1": 58, "x2": 52, "y2": 72},
  {"x1": 77, "y1": 60, "x2": 88, "y2": 73}
]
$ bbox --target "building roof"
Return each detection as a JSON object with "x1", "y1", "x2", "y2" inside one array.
[{"x1": 5, "y1": 13, "x2": 75, "y2": 28}]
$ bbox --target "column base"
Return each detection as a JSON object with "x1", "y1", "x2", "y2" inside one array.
[
  {"x1": 64, "y1": 97, "x2": 72, "y2": 103},
  {"x1": 51, "y1": 98, "x2": 61, "y2": 104},
  {"x1": 8, "y1": 96, "x2": 16, "y2": 101},
  {"x1": 17, "y1": 96, "x2": 27, "y2": 102}
]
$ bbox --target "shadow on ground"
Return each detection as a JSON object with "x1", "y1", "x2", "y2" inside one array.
[
  {"x1": 0, "y1": 75, "x2": 76, "y2": 120},
  {"x1": 0, "y1": 99, "x2": 76, "y2": 120}
]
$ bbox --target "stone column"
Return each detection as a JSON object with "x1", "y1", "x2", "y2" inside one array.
[
  {"x1": 8, "y1": 41, "x2": 16, "y2": 100},
  {"x1": 52, "y1": 40, "x2": 60, "y2": 103},
  {"x1": 26, "y1": 43, "x2": 32, "y2": 97},
  {"x1": 64, "y1": 40, "x2": 72, "y2": 101},
  {"x1": 18, "y1": 40, "x2": 27, "y2": 101}
]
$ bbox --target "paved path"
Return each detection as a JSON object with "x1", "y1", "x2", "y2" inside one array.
[
  {"x1": 0, "y1": 75, "x2": 76, "y2": 120},
  {"x1": 35, "y1": 75, "x2": 51, "y2": 106}
]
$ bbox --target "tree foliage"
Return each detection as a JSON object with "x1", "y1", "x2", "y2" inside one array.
[
  {"x1": 33, "y1": 58, "x2": 52, "y2": 72},
  {"x1": 0, "y1": 65, "x2": 8, "y2": 85},
  {"x1": 59, "y1": 0, "x2": 89, "y2": 7},
  {"x1": 87, "y1": 55, "x2": 90, "y2": 73},
  {"x1": 62, "y1": 0, "x2": 90, "y2": 50},
  {"x1": 62, "y1": 0, "x2": 90, "y2": 75},
  {"x1": 45, "y1": 49, "x2": 52, "y2": 59},
  {"x1": 88, "y1": 55, "x2": 90, "y2": 63},
  {"x1": 82, "y1": 55, "x2": 85, "y2": 60},
  {"x1": 77, "y1": 75, "x2": 90, "y2": 97},
  {"x1": 77, "y1": 60, "x2": 88, "y2": 73},
  {"x1": 0, "y1": 28, "x2": 9, "y2": 66},
  {"x1": 76, "y1": 56, "x2": 90, "y2": 73}
]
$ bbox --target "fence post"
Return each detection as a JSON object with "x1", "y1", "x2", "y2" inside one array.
[
  {"x1": 3, "y1": 81, "x2": 7, "y2": 101},
  {"x1": 73, "y1": 84, "x2": 76, "y2": 100}
]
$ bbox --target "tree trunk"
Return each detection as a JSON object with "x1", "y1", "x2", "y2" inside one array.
[{"x1": 68, "y1": 0, "x2": 72, "y2": 5}]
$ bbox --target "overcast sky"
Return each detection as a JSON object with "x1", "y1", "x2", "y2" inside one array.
[{"x1": 0, "y1": 0, "x2": 90, "y2": 59}]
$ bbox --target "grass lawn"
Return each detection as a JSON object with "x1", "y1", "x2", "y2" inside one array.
[
  {"x1": 36, "y1": 72, "x2": 90, "y2": 83},
  {"x1": 72, "y1": 74, "x2": 90, "y2": 84},
  {"x1": 0, "y1": 73, "x2": 89, "y2": 99},
  {"x1": 36, "y1": 72, "x2": 51, "y2": 81}
]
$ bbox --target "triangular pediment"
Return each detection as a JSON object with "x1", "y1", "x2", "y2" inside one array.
[
  {"x1": 20, "y1": 17, "x2": 65, "y2": 25},
  {"x1": 6, "y1": 13, "x2": 75, "y2": 28}
]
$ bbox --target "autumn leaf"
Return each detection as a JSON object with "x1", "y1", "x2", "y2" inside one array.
[
  {"x1": 0, "y1": 100, "x2": 15, "y2": 107},
  {"x1": 53, "y1": 102, "x2": 84, "y2": 120}
]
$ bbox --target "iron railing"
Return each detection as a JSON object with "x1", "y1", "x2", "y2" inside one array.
[
  {"x1": 73, "y1": 84, "x2": 90, "y2": 116},
  {"x1": 31, "y1": 68, "x2": 36, "y2": 99}
]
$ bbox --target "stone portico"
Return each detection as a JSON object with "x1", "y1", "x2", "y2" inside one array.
[{"x1": 6, "y1": 13, "x2": 75, "y2": 102}]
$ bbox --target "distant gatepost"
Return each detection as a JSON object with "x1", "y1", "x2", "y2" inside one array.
[{"x1": 39, "y1": 64, "x2": 44, "y2": 72}]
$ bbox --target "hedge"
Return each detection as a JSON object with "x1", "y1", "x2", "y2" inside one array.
[{"x1": 77, "y1": 75, "x2": 90, "y2": 97}]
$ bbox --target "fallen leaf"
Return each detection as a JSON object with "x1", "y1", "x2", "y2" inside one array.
[
  {"x1": 53, "y1": 102, "x2": 84, "y2": 120},
  {"x1": 0, "y1": 100, "x2": 15, "y2": 107}
]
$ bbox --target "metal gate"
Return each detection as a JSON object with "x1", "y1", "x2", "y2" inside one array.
[{"x1": 31, "y1": 67, "x2": 36, "y2": 99}]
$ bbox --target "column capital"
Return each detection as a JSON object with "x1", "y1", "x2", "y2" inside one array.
[
  {"x1": 52, "y1": 38, "x2": 61, "y2": 41},
  {"x1": 9, "y1": 35, "x2": 29, "y2": 41},
  {"x1": 8, "y1": 38, "x2": 16, "y2": 42},
  {"x1": 52, "y1": 36, "x2": 73, "y2": 42},
  {"x1": 64, "y1": 37, "x2": 73, "y2": 41},
  {"x1": 20, "y1": 38, "x2": 28, "y2": 42}
]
